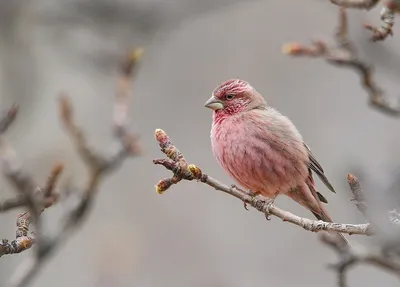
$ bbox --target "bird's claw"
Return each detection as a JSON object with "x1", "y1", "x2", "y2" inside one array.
[
  {"x1": 231, "y1": 184, "x2": 252, "y2": 210},
  {"x1": 243, "y1": 201, "x2": 249, "y2": 211},
  {"x1": 264, "y1": 198, "x2": 275, "y2": 221}
]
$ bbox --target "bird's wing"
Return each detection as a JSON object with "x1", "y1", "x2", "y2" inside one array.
[{"x1": 303, "y1": 142, "x2": 336, "y2": 193}]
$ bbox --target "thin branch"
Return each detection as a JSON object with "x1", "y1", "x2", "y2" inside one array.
[
  {"x1": 0, "y1": 104, "x2": 18, "y2": 133},
  {"x1": 317, "y1": 174, "x2": 400, "y2": 287},
  {"x1": 283, "y1": 8, "x2": 400, "y2": 116},
  {"x1": 42, "y1": 163, "x2": 63, "y2": 198},
  {"x1": 347, "y1": 174, "x2": 368, "y2": 216},
  {"x1": 321, "y1": 233, "x2": 400, "y2": 287},
  {"x1": 0, "y1": 196, "x2": 26, "y2": 212},
  {"x1": 153, "y1": 129, "x2": 372, "y2": 236},
  {"x1": 0, "y1": 105, "x2": 49, "y2": 259},
  {"x1": 0, "y1": 162, "x2": 61, "y2": 258},
  {"x1": 4, "y1": 48, "x2": 143, "y2": 287},
  {"x1": 364, "y1": 4, "x2": 395, "y2": 41}
]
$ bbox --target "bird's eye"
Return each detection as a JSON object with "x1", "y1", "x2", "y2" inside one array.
[{"x1": 225, "y1": 94, "x2": 235, "y2": 100}]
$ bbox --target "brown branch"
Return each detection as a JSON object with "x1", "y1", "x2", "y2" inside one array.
[
  {"x1": 347, "y1": 174, "x2": 368, "y2": 216},
  {"x1": 3, "y1": 48, "x2": 143, "y2": 287},
  {"x1": 43, "y1": 163, "x2": 63, "y2": 198},
  {"x1": 283, "y1": 8, "x2": 400, "y2": 116},
  {"x1": 0, "y1": 196, "x2": 26, "y2": 212},
  {"x1": 0, "y1": 162, "x2": 61, "y2": 259},
  {"x1": 0, "y1": 167, "x2": 61, "y2": 257},
  {"x1": 329, "y1": 0, "x2": 397, "y2": 41},
  {"x1": 0, "y1": 104, "x2": 18, "y2": 133},
  {"x1": 0, "y1": 105, "x2": 46, "y2": 259},
  {"x1": 364, "y1": 2, "x2": 397, "y2": 41},
  {"x1": 153, "y1": 129, "x2": 372, "y2": 236},
  {"x1": 319, "y1": 175, "x2": 400, "y2": 287},
  {"x1": 321, "y1": 233, "x2": 400, "y2": 287},
  {"x1": 347, "y1": 174, "x2": 400, "y2": 227}
]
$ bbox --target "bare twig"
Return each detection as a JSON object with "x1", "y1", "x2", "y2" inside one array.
[
  {"x1": 3, "y1": 48, "x2": 142, "y2": 287},
  {"x1": 0, "y1": 105, "x2": 48, "y2": 259},
  {"x1": 347, "y1": 174, "x2": 368, "y2": 216},
  {"x1": 329, "y1": 0, "x2": 397, "y2": 41},
  {"x1": 153, "y1": 129, "x2": 372, "y2": 235},
  {"x1": 346, "y1": 172, "x2": 400, "y2": 227},
  {"x1": 316, "y1": 174, "x2": 400, "y2": 287},
  {"x1": 364, "y1": 4, "x2": 395, "y2": 41},
  {"x1": 0, "y1": 161, "x2": 61, "y2": 257},
  {"x1": 283, "y1": 8, "x2": 400, "y2": 116},
  {"x1": 321, "y1": 233, "x2": 400, "y2": 287},
  {"x1": 0, "y1": 196, "x2": 26, "y2": 212}
]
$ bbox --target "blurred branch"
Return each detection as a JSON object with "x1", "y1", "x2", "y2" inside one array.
[
  {"x1": 152, "y1": 129, "x2": 372, "y2": 235},
  {"x1": 321, "y1": 174, "x2": 400, "y2": 287},
  {"x1": 0, "y1": 195, "x2": 26, "y2": 212},
  {"x1": 347, "y1": 174, "x2": 368, "y2": 217},
  {"x1": 0, "y1": 164, "x2": 60, "y2": 258},
  {"x1": 321, "y1": 232, "x2": 400, "y2": 287},
  {"x1": 329, "y1": 0, "x2": 396, "y2": 41},
  {"x1": 283, "y1": 8, "x2": 400, "y2": 116},
  {"x1": 1, "y1": 49, "x2": 142, "y2": 287},
  {"x1": 0, "y1": 104, "x2": 49, "y2": 259},
  {"x1": 364, "y1": 3, "x2": 396, "y2": 41}
]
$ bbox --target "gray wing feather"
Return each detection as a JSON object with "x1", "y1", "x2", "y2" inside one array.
[{"x1": 303, "y1": 143, "x2": 336, "y2": 193}]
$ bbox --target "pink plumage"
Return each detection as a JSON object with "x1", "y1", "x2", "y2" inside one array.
[{"x1": 205, "y1": 79, "x2": 348, "y2": 245}]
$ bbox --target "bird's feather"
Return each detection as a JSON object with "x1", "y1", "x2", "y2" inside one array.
[{"x1": 303, "y1": 142, "x2": 336, "y2": 193}]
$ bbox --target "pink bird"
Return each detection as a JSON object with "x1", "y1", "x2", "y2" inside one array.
[{"x1": 205, "y1": 79, "x2": 348, "y2": 245}]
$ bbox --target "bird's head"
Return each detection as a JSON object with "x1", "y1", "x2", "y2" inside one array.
[{"x1": 205, "y1": 79, "x2": 265, "y2": 116}]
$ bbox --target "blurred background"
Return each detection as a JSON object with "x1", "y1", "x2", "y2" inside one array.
[{"x1": 1, "y1": 0, "x2": 400, "y2": 286}]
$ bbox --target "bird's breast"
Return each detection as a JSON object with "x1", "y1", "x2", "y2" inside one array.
[{"x1": 210, "y1": 112, "x2": 309, "y2": 197}]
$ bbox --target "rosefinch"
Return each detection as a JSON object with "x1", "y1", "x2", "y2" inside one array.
[{"x1": 205, "y1": 79, "x2": 348, "y2": 245}]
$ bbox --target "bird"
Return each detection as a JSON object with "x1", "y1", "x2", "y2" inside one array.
[{"x1": 205, "y1": 78, "x2": 349, "y2": 246}]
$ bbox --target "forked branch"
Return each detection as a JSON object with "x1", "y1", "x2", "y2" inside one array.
[
  {"x1": 283, "y1": 8, "x2": 400, "y2": 115},
  {"x1": 1, "y1": 48, "x2": 143, "y2": 287}
]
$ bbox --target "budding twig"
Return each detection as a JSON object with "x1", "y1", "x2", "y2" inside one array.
[
  {"x1": 283, "y1": 8, "x2": 400, "y2": 116},
  {"x1": 3, "y1": 48, "x2": 143, "y2": 287},
  {"x1": 347, "y1": 174, "x2": 368, "y2": 217},
  {"x1": 365, "y1": 4, "x2": 396, "y2": 41},
  {"x1": 320, "y1": 174, "x2": 400, "y2": 287},
  {"x1": 321, "y1": 233, "x2": 400, "y2": 287},
  {"x1": 153, "y1": 129, "x2": 372, "y2": 235},
  {"x1": 0, "y1": 163, "x2": 61, "y2": 257}
]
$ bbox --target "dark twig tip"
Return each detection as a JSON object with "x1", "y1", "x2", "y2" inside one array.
[
  {"x1": 121, "y1": 48, "x2": 144, "y2": 76},
  {"x1": 59, "y1": 93, "x2": 73, "y2": 125}
]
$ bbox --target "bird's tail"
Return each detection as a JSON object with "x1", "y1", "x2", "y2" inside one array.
[
  {"x1": 287, "y1": 183, "x2": 351, "y2": 247},
  {"x1": 311, "y1": 206, "x2": 351, "y2": 247}
]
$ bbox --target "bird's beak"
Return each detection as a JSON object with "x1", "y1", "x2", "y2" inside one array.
[{"x1": 204, "y1": 96, "x2": 224, "y2": 111}]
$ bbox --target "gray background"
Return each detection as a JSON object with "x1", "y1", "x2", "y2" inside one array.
[{"x1": 1, "y1": 1, "x2": 400, "y2": 286}]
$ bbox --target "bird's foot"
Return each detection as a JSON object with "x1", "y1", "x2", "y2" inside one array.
[
  {"x1": 243, "y1": 201, "x2": 249, "y2": 211},
  {"x1": 264, "y1": 198, "x2": 275, "y2": 221},
  {"x1": 230, "y1": 184, "x2": 254, "y2": 211},
  {"x1": 244, "y1": 191, "x2": 263, "y2": 211}
]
